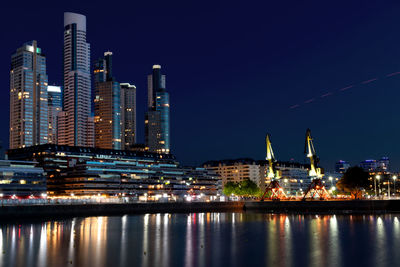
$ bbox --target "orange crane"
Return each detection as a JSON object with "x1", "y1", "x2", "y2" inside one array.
[
  {"x1": 302, "y1": 129, "x2": 330, "y2": 200},
  {"x1": 260, "y1": 134, "x2": 287, "y2": 200}
]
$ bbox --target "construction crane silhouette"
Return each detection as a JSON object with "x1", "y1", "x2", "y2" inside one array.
[
  {"x1": 302, "y1": 129, "x2": 330, "y2": 200},
  {"x1": 260, "y1": 134, "x2": 287, "y2": 200}
]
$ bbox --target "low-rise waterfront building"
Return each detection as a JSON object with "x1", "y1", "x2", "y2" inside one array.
[
  {"x1": 7, "y1": 145, "x2": 221, "y2": 199},
  {"x1": 0, "y1": 160, "x2": 46, "y2": 198}
]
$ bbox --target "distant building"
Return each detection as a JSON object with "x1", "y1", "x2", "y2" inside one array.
[
  {"x1": 48, "y1": 85, "x2": 62, "y2": 144},
  {"x1": 7, "y1": 145, "x2": 221, "y2": 198},
  {"x1": 335, "y1": 160, "x2": 350, "y2": 174},
  {"x1": 145, "y1": 65, "x2": 170, "y2": 154},
  {"x1": 204, "y1": 159, "x2": 262, "y2": 187},
  {"x1": 0, "y1": 160, "x2": 46, "y2": 198},
  {"x1": 378, "y1": 157, "x2": 389, "y2": 172},
  {"x1": 120, "y1": 83, "x2": 137, "y2": 150},
  {"x1": 359, "y1": 157, "x2": 390, "y2": 174},
  {"x1": 10, "y1": 40, "x2": 48, "y2": 149},
  {"x1": 93, "y1": 52, "x2": 121, "y2": 149},
  {"x1": 359, "y1": 159, "x2": 378, "y2": 172},
  {"x1": 62, "y1": 12, "x2": 92, "y2": 147}
]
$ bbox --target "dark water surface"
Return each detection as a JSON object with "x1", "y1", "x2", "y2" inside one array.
[{"x1": 0, "y1": 213, "x2": 399, "y2": 267}]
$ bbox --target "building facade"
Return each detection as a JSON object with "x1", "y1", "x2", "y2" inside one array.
[
  {"x1": 48, "y1": 85, "x2": 62, "y2": 144},
  {"x1": 145, "y1": 65, "x2": 170, "y2": 154},
  {"x1": 0, "y1": 160, "x2": 46, "y2": 198},
  {"x1": 335, "y1": 160, "x2": 350, "y2": 174},
  {"x1": 10, "y1": 41, "x2": 48, "y2": 149},
  {"x1": 94, "y1": 52, "x2": 121, "y2": 150},
  {"x1": 120, "y1": 83, "x2": 137, "y2": 150},
  {"x1": 204, "y1": 159, "x2": 262, "y2": 187},
  {"x1": 62, "y1": 12, "x2": 92, "y2": 147},
  {"x1": 7, "y1": 145, "x2": 221, "y2": 199}
]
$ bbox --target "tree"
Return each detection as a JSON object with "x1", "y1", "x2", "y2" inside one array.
[
  {"x1": 223, "y1": 181, "x2": 236, "y2": 196},
  {"x1": 223, "y1": 180, "x2": 261, "y2": 198},
  {"x1": 336, "y1": 166, "x2": 370, "y2": 199}
]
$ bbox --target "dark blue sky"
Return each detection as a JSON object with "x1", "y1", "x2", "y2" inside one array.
[{"x1": 2, "y1": 1, "x2": 400, "y2": 170}]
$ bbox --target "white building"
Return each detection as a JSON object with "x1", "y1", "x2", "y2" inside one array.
[{"x1": 61, "y1": 12, "x2": 92, "y2": 147}]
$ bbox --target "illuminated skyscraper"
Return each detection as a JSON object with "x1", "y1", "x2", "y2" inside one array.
[
  {"x1": 120, "y1": 83, "x2": 137, "y2": 150},
  {"x1": 9, "y1": 41, "x2": 48, "y2": 149},
  {"x1": 93, "y1": 52, "x2": 121, "y2": 149},
  {"x1": 145, "y1": 65, "x2": 170, "y2": 153},
  {"x1": 62, "y1": 12, "x2": 92, "y2": 147},
  {"x1": 47, "y1": 85, "x2": 62, "y2": 144}
]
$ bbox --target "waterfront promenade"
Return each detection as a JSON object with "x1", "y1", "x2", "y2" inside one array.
[{"x1": 2, "y1": 199, "x2": 400, "y2": 220}]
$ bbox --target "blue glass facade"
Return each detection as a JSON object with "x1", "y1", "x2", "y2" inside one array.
[
  {"x1": 156, "y1": 90, "x2": 170, "y2": 152},
  {"x1": 10, "y1": 41, "x2": 48, "y2": 149},
  {"x1": 146, "y1": 65, "x2": 170, "y2": 154}
]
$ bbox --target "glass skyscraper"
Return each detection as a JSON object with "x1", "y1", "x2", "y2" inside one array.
[
  {"x1": 47, "y1": 85, "x2": 62, "y2": 144},
  {"x1": 145, "y1": 65, "x2": 170, "y2": 154},
  {"x1": 9, "y1": 40, "x2": 48, "y2": 149},
  {"x1": 61, "y1": 12, "x2": 93, "y2": 147},
  {"x1": 94, "y1": 52, "x2": 121, "y2": 150},
  {"x1": 120, "y1": 83, "x2": 137, "y2": 150}
]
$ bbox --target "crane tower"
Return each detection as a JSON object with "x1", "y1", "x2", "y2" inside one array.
[
  {"x1": 260, "y1": 134, "x2": 287, "y2": 200},
  {"x1": 302, "y1": 129, "x2": 330, "y2": 200}
]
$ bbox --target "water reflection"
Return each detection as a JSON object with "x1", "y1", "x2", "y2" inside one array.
[{"x1": 0, "y1": 213, "x2": 400, "y2": 266}]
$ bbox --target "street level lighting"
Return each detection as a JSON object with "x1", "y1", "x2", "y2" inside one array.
[
  {"x1": 393, "y1": 176, "x2": 397, "y2": 197},
  {"x1": 375, "y1": 175, "x2": 380, "y2": 197},
  {"x1": 329, "y1": 176, "x2": 333, "y2": 188}
]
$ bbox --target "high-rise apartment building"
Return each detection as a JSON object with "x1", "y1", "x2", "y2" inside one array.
[
  {"x1": 145, "y1": 65, "x2": 170, "y2": 153},
  {"x1": 10, "y1": 41, "x2": 48, "y2": 149},
  {"x1": 61, "y1": 12, "x2": 92, "y2": 147},
  {"x1": 93, "y1": 52, "x2": 121, "y2": 149},
  {"x1": 120, "y1": 83, "x2": 137, "y2": 150},
  {"x1": 47, "y1": 85, "x2": 62, "y2": 144}
]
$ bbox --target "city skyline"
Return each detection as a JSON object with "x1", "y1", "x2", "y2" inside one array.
[{"x1": 3, "y1": 2, "x2": 400, "y2": 170}]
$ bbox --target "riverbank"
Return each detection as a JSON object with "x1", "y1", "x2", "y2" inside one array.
[{"x1": 2, "y1": 200, "x2": 400, "y2": 220}]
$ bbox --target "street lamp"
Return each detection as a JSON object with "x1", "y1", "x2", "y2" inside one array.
[
  {"x1": 329, "y1": 176, "x2": 333, "y2": 188},
  {"x1": 375, "y1": 175, "x2": 380, "y2": 197},
  {"x1": 393, "y1": 176, "x2": 397, "y2": 197}
]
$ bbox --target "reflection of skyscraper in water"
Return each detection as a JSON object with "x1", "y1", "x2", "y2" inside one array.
[{"x1": 145, "y1": 65, "x2": 170, "y2": 153}]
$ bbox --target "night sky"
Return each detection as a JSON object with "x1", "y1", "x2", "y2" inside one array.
[{"x1": 2, "y1": 1, "x2": 400, "y2": 170}]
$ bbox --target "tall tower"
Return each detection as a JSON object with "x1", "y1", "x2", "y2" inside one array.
[
  {"x1": 62, "y1": 12, "x2": 92, "y2": 147},
  {"x1": 93, "y1": 52, "x2": 121, "y2": 150},
  {"x1": 10, "y1": 41, "x2": 48, "y2": 149},
  {"x1": 145, "y1": 65, "x2": 170, "y2": 153},
  {"x1": 47, "y1": 85, "x2": 62, "y2": 144},
  {"x1": 120, "y1": 83, "x2": 137, "y2": 150}
]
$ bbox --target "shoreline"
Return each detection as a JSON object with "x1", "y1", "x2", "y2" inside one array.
[{"x1": 1, "y1": 200, "x2": 400, "y2": 221}]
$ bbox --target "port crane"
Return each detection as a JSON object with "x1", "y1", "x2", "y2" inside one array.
[
  {"x1": 260, "y1": 134, "x2": 287, "y2": 200},
  {"x1": 302, "y1": 129, "x2": 330, "y2": 200}
]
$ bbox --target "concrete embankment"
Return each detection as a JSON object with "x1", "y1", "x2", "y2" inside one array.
[
  {"x1": 0, "y1": 201, "x2": 244, "y2": 220},
  {"x1": 2, "y1": 200, "x2": 400, "y2": 220}
]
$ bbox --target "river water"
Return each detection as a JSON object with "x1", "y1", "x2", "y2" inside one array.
[{"x1": 0, "y1": 212, "x2": 399, "y2": 267}]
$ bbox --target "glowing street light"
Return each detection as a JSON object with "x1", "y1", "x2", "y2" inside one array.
[
  {"x1": 375, "y1": 175, "x2": 380, "y2": 197},
  {"x1": 393, "y1": 176, "x2": 397, "y2": 197}
]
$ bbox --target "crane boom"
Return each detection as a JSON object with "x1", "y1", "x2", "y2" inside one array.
[
  {"x1": 266, "y1": 134, "x2": 280, "y2": 179},
  {"x1": 304, "y1": 129, "x2": 323, "y2": 179}
]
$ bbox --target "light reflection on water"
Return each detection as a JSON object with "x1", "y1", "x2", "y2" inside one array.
[{"x1": 1, "y1": 213, "x2": 400, "y2": 267}]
